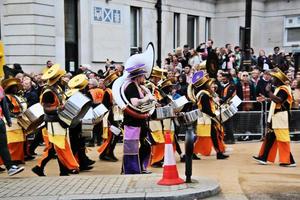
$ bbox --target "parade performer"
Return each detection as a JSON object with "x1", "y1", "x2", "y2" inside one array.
[
  {"x1": 98, "y1": 71, "x2": 121, "y2": 162},
  {"x1": 0, "y1": 85, "x2": 24, "y2": 176},
  {"x1": 67, "y1": 74, "x2": 95, "y2": 171},
  {"x1": 253, "y1": 68, "x2": 296, "y2": 167},
  {"x1": 147, "y1": 67, "x2": 170, "y2": 167},
  {"x1": 32, "y1": 64, "x2": 79, "y2": 176},
  {"x1": 1, "y1": 78, "x2": 27, "y2": 163},
  {"x1": 191, "y1": 71, "x2": 228, "y2": 159},
  {"x1": 122, "y1": 64, "x2": 154, "y2": 174}
]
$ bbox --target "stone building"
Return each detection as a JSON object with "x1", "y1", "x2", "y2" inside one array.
[{"x1": 0, "y1": 0, "x2": 300, "y2": 72}]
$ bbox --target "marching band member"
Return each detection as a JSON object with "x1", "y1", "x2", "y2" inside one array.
[
  {"x1": 122, "y1": 64, "x2": 154, "y2": 174},
  {"x1": 32, "y1": 64, "x2": 79, "y2": 176},
  {"x1": 192, "y1": 71, "x2": 229, "y2": 159},
  {"x1": 1, "y1": 78, "x2": 27, "y2": 164},
  {"x1": 147, "y1": 67, "x2": 168, "y2": 167},
  {"x1": 253, "y1": 68, "x2": 296, "y2": 167},
  {"x1": 0, "y1": 85, "x2": 24, "y2": 176},
  {"x1": 67, "y1": 74, "x2": 95, "y2": 171},
  {"x1": 98, "y1": 71, "x2": 121, "y2": 162}
]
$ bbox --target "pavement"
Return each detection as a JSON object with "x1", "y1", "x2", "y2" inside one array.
[{"x1": 0, "y1": 141, "x2": 300, "y2": 200}]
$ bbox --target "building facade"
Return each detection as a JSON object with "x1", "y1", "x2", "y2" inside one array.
[{"x1": 0, "y1": 0, "x2": 300, "y2": 72}]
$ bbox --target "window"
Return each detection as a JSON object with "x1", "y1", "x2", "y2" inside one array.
[
  {"x1": 284, "y1": 16, "x2": 300, "y2": 46},
  {"x1": 173, "y1": 13, "x2": 180, "y2": 49},
  {"x1": 130, "y1": 7, "x2": 141, "y2": 55},
  {"x1": 187, "y1": 15, "x2": 198, "y2": 48},
  {"x1": 205, "y1": 17, "x2": 211, "y2": 42}
]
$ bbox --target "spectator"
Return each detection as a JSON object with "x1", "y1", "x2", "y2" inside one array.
[
  {"x1": 189, "y1": 49, "x2": 202, "y2": 68},
  {"x1": 256, "y1": 70, "x2": 272, "y2": 98},
  {"x1": 236, "y1": 71, "x2": 256, "y2": 111},
  {"x1": 184, "y1": 65, "x2": 193, "y2": 84},
  {"x1": 272, "y1": 46, "x2": 285, "y2": 69},
  {"x1": 177, "y1": 74, "x2": 188, "y2": 97},
  {"x1": 257, "y1": 50, "x2": 272, "y2": 71}
]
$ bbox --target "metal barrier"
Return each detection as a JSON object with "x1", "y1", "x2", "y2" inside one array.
[
  {"x1": 232, "y1": 101, "x2": 264, "y2": 138},
  {"x1": 177, "y1": 100, "x2": 300, "y2": 140}
]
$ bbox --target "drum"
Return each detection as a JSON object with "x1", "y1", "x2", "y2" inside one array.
[
  {"x1": 59, "y1": 92, "x2": 92, "y2": 127},
  {"x1": 156, "y1": 106, "x2": 175, "y2": 119},
  {"x1": 81, "y1": 108, "x2": 94, "y2": 139},
  {"x1": 216, "y1": 103, "x2": 238, "y2": 122},
  {"x1": 174, "y1": 109, "x2": 202, "y2": 126},
  {"x1": 171, "y1": 96, "x2": 189, "y2": 112},
  {"x1": 17, "y1": 103, "x2": 44, "y2": 133},
  {"x1": 93, "y1": 104, "x2": 108, "y2": 124},
  {"x1": 183, "y1": 109, "x2": 203, "y2": 124}
]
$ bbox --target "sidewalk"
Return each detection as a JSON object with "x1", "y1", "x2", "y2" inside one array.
[{"x1": 0, "y1": 174, "x2": 220, "y2": 200}]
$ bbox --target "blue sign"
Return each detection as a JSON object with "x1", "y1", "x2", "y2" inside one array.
[{"x1": 93, "y1": 6, "x2": 121, "y2": 24}]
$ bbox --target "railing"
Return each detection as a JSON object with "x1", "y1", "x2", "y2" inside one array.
[{"x1": 177, "y1": 100, "x2": 300, "y2": 141}]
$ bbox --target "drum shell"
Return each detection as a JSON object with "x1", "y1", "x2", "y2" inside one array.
[
  {"x1": 17, "y1": 103, "x2": 44, "y2": 133},
  {"x1": 156, "y1": 106, "x2": 175, "y2": 119},
  {"x1": 93, "y1": 104, "x2": 108, "y2": 123},
  {"x1": 59, "y1": 92, "x2": 92, "y2": 128}
]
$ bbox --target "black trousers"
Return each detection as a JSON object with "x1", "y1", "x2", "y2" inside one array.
[
  {"x1": 29, "y1": 128, "x2": 43, "y2": 153},
  {"x1": 0, "y1": 119, "x2": 13, "y2": 170},
  {"x1": 139, "y1": 125, "x2": 151, "y2": 171}
]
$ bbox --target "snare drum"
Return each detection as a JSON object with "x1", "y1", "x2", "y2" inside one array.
[
  {"x1": 93, "y1": 104, "x2": 108, "y2": 124},
  {"x1": 156, "y1": 106, "x2": 175, "y2": 119},
  {"x1": 17, "y1": 103, "x2": 44, "y2": 133},
  {"x1": 59, "y1": 92, "x2": 92, "y2": 127}
]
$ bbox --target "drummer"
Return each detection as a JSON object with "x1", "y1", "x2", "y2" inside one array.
[
  {"x1": 1, "y1": 77, "x2": 27, "y2": 164},
  {"x1": 98, "y1": 71, "x2": 121, "y2": 162},
  {"x1": 32, "y1": 64, "x2": 79, "y2": 176},
  {"x1": 67, "y1": 74, "x2": 95, "y2": 171},
  {"x1": 192, "y1": 71, "x2": 229, "y2": 160}
]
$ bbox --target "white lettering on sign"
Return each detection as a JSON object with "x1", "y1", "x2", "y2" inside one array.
[{"x1": 92, "y1": 4, "x2": 121, "y2": 24}]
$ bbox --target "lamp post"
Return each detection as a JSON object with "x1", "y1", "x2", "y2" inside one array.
[
  {"x1": 242, "y1": 0, "x2": 252, "y2": 71},
  {"x1": 155, "y1": 0, "x2": 162, "y2": 67}
]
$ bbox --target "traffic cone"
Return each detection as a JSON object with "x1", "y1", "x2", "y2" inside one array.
[{"x1": 157, "y1": 131, "x2": 184, "y2": 185}]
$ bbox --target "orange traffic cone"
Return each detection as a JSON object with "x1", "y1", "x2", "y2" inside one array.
[{"x1": 157, "y1": 131, "x2": 184, "y2": 185}]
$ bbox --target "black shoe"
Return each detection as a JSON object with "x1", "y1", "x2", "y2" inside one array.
[
  {"x1": 25, "y1": 155, "x2": 35, "y2": 161},
  {"x1": 111, "y1": 154, "x2": 119, "y2": 162},
  {"x1": 252, "y1": 156, "x2": 267, "y2": 165},
  {"x1": 0, "y1": 166, "x2": 6, "y2": 172},
  {"x1": 87, "y1": 159, "x2": 96, "y2": 166},
  {"x1": 79, "y1": 166, "x2": 93, "y2": 171},
  {"x1": 217, "y1": 153, "x2": 229, "y2": 160},
  {"x1": 100, "y1": 155, "x2": 118, "y2": 162},
  {"x1": 32, "y1": 166, "x2": 46, "y2": 176},
  {"x1": 142, "y1": 170, "x2": 152, "y2": 174},
  {"x1": 192, "y1": 154, "x2": 201, "y2": 160},
  {"x1": 180, "y1": 155, "x2": 186, "y2": 163},
  {"x1": 279, "y1": 163, "x2": 296, "y2": 167},
  {"x1": 151, "y1": 162, "x2": 163, "y2": 168},
  {"x1": 69, "y1": 169, "x2": 79, "y2": 174}
]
